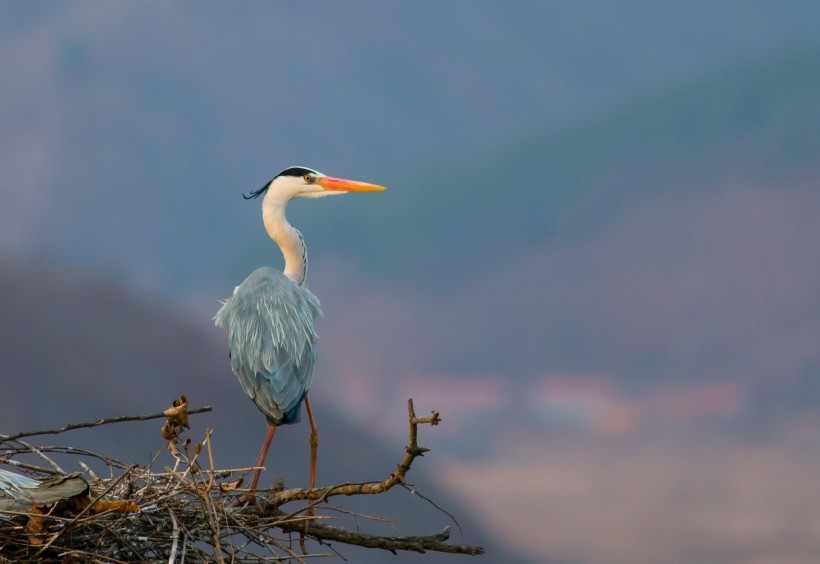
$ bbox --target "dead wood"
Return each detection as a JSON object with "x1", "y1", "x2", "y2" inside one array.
[{"x1": 0, "y1": 398, "x2": 484, "y2": 561}]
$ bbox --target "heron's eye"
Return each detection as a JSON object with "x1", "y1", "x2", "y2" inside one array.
[{"x1": 303, "y1": 174, "x2": 313, "y2": 183}]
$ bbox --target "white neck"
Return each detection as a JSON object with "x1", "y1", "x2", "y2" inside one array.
[{"x1": 262, "y1": 199, "x2": 308, "y2": 286}]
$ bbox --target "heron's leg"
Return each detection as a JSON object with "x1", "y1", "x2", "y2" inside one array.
[
  {"x1": 248, "y1": 423, "x2": 277, "y2": 493},
  {"x1": 302, "y1": 395, "x2": 319, "y2": 545},
  {"x1": 305, "y1": 395, "x2": 319, "y2": 490}
]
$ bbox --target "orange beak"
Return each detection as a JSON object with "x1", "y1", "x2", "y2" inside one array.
[{"x1": 317, "y1": 176, "x2": 386, "y2": 192}]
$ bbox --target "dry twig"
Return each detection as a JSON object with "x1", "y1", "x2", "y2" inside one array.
[
  {"x1": 0, "y1": 405, "x2": 213, "y2": 443},
  {"x1": 0, "y1": 398, "x2": 484, "y2": 561},
  {"x1": 265, "y1": 399, "x2": 441, "y2": 507}
]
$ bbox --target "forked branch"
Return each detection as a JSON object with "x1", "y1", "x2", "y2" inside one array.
[
  {"x1": 264, "y1": 398, "x2": 441, "y2": 508},
  {"x1": 0, "y1": 398, "x2": 485, "y2": 560},
  {"x1": 0, "y1": 402, "x2": 213, "y2": 443},
  {"x1": 276, "y1": 520, "x2": 483, "y2": 555}
]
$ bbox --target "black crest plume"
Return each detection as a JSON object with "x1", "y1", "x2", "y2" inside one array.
[{"x1": 242, "y1": 167, "x2": 319, "y2": 199}]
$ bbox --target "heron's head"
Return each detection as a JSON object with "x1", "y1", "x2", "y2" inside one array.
[{"x1": 244, "y1": 166, "x2": 386, "y2": 203}]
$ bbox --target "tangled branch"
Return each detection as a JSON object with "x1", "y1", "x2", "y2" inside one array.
[
  {"x1": 0, "y1": 398, "x2": 484, "y2": 561},
  {"x1": 265, "y1": 400, "x2": 441, "y2": 508},
  {"x1": 0, "y1": 404, "x2": 213, "y2": 443}
]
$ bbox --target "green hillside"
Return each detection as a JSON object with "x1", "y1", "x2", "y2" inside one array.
[{"x1": 289, "y1": 50, "x2": 820, "y2": 285}]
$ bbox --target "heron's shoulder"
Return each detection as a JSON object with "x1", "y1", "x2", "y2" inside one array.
[
  {"x1": 238, "y1": 268, "x2": 319, "y2": 304},
  {"x1": 215, "y1": 268, "x2": 321, "y2": 325},
  {"x1": 239, "y1": 267, "x2": 291, "y2": 288}
]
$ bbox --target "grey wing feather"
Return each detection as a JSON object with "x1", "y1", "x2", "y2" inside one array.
[
  {"x1": 0, "y1": 469, "x2": 89, "y2": 515},
  {"x1": 0, "y1": 469, "x2": 39, "y2": 513},
  {"x1": 214, "y1": 267, "x2": 322, "y2": 424}
]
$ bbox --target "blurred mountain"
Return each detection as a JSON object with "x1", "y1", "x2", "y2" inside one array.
[
  {"x1": 4, "y1": 5, "x2": 820, "y2": 560},
  {"x1": 0, "y1": 257, "x2": 525, "y2": 563},
  {"x1": 301, "y1": 50, "x2": 820, "y2": 439},
  {"x1": 2, "y1": 0, "x2": 818, "y2": 433},
  {"x1": 335, "y1": 50, "x2": 820, "y2": 277},
  {"x1": 5, "y1": 42, "x2": 817, "y2": 438},
  {"x1": 2, "y1": 2, "x2": 820, "y2": 299}
]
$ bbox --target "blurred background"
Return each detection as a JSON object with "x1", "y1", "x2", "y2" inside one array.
[{"x1": 2, "y1": 2, "x2": 820, "y2": 562}]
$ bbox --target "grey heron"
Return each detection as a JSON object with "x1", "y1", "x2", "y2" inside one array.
[{"x1": 215, "y1": 166, "x2": 385, "y2": 494}]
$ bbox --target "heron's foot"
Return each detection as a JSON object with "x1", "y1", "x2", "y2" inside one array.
[{"x1": 299, "y1": 509, "x2": 313, "y2": 554}]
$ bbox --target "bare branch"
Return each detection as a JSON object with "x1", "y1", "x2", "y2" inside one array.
[
  {"x1": 0, "y1": 406, "x2": 213, "y2": 443},
  {"x1": 277, "y1": 520, "x2": 483, "y2": 555},
  {"x1": 264, "y1": 399, "x2": 441, "y2": 508},
  {"x1": 0, "y1": 398, "x2": 485, "y2": 560},
  {"x1": 246, "y1": 399, "x2": 484, "y2": 555}
]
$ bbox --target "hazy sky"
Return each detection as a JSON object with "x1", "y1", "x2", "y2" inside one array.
[{"x1": 2, "y1": 1, "x2": 819, "y2": 301}]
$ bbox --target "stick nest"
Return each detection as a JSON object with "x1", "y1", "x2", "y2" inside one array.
[{"x1": 0, "y1": 397, "x2": 484, "y2": 562}]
